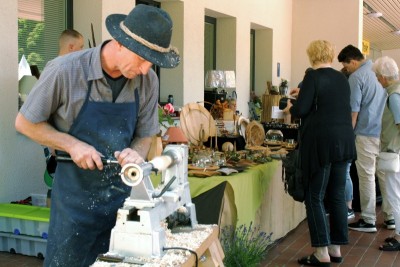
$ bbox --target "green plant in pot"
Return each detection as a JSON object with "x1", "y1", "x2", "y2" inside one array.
[
  {"x1": 220, "y1": 222, "x2": 273, "y2": 267},
  {"x1": 279, "y1": 78, "x2": 289, "y2": 95},
  {"x1": 158, "y1": 103, "x2": 175, "y2": 129}
]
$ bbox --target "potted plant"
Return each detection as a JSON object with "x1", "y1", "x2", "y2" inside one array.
[
  {"x1": 148, "y1": 104, "x2": 176, "y2": 161},
  {"x1": 158, "y1": 103, "x2": 175, "y2": 129},
  {"x1": 279, "y1": 78, "x2": 289, "y2": 95}
]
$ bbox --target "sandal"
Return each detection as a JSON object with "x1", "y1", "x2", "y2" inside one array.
[
  {"x1": 384, "y1": 236, "x2": 397, "y2": 243},
  {"x1": 379, "y1": 238, "x2": 400, "y2": 251},
  {"x1": 329, "y1": 254, "x2": 342, "y2": 263},
  {"x1": 298, "y1": 254, "x2": 331, "y2": 266}
]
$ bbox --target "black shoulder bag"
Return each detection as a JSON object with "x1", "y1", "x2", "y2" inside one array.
[{"x1": 282, "y1": 84, "x2": 318, "y2": 202}]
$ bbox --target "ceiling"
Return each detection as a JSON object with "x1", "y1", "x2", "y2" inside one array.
[{"x1": 363, "y1": 0, "x2": 400, "y2": 51}]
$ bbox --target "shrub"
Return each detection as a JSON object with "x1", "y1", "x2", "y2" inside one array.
[{"x1": 220, "y1": 222, "x2": 273, "y2": 267}]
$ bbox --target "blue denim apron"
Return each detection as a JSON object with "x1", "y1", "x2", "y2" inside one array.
[{"x1": 44, "y1": 82, "x2": 139, "y2": 267}]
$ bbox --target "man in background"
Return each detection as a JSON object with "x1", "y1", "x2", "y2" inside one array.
[
  {"x1": 372, "y1": 56, "x2": 400, "y2": 251},
  {"x1": 338, "y1": 44, "x2": 394, "y2": 232},
  {"x1": 44, "y1": 28, "x2": 85, "y2": 207},
  {"x1": 58, "y1": 29, "x2": 84, "y2": 55}
]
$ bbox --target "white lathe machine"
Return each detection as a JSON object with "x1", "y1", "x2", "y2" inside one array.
[{"x1": 107, "y1": 144, "x2": 198, "y2": 259}]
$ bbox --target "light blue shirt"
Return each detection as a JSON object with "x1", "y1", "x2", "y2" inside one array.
[
  {"x1": 348, "y1": 60, "x2": 387, "y2": 137},
  {"x1": 389, "y1": 93, "x2": 400, "y2": 124}
]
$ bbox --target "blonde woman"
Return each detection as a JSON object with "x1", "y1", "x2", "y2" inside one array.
[{"x1": 284, "y1": 40, "x2": 356, "y2": 266}]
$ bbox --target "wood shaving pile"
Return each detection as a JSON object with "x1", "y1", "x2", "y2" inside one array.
[{"x1": 91, "y1": 224, "x2": 215, "y2": 267}]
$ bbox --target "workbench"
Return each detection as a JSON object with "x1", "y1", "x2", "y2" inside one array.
[{"x1": 91, "y1": 225, "x2": 224, "y2": 267}]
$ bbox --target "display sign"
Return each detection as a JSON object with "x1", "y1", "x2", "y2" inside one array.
[{"x1": 362, "y1": 40, "x2": 370, "y2": 55}]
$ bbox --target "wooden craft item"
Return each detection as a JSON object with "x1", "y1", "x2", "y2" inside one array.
[
  {"x1": 238, "y1": 116, "x2": 249, "y2": 141},
  {"x1": 261, "y1": 94, "x2": 283, "y2": 122},
  {"x1": 188, "y1": 170, "x2": 221, "y2": 177},
  {"x1": 180, "y1": 103, "x2": 216, "y2": 146},
  {"x1": 245, "y1": 121, "x2": 265, "y2": 146},
  {"x1": 188, "y1": 165, "x2": 220, "y2": 171}
]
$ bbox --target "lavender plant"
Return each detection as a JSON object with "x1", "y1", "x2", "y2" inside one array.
[{"x1": 220, "y1": 222, "x2": 273, "y2": 267}]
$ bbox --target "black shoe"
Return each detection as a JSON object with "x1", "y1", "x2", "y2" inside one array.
[
  {"x1": 347, "y1": 208, "x2": 355, "y2": 220},
  {"x1": 384, "y1": 219, "x2": 396, "y2": 230},
  {"x1": 298, "y1": 254, "x2": 331, "y2": 266},
  {"x1": 348, "y1": 219, "x2": 377, "y2": 233}
]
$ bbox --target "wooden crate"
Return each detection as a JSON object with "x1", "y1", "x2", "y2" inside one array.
[{"x1": 182, "y1": 226, "x2": 224, "y2": 267}]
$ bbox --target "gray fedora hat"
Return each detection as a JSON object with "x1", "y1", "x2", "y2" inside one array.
[{"x1": 106, "y1": 4, "x2": 180, "y2": 68}]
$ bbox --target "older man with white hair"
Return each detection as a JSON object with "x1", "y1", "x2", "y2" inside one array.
[{"x1": 373, "y1": 56, "x2": 400, "y2": 251}]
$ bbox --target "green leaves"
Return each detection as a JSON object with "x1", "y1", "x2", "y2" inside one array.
[
  {"x1": 220, "y1": 222, "x2": 273, "y2": 267},
  {"x1": 158, "y1": 105, "x2": 174, "y2": 128}
]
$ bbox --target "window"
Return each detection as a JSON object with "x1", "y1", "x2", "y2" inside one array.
[
  {"x1": 204, "y1": 16, "x2": 216, "y2": 81},
  {"x1": 136, "y1": 0, "x2": 162, "y2": 101},
  {"x1": 18, "y1": 0, "x2": 72, "y2": 71},
  {"x1": 250, "y1": 29, "x2": 255, "y2": 91}
]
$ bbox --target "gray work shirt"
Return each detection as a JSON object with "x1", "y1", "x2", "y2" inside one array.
[
  {"x1": 348, "y1": 60, "x2": 387, "y2": 137},
  {"x1": 20, "y1": 41, "x2": 159, "y2": 138}
]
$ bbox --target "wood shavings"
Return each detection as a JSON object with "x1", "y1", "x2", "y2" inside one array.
[{"x1": 90, "y1": 224, "x2": 215, "y2": 267}]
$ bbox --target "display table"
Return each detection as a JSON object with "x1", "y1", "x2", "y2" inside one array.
[{"x1": 152, "y1": 160, "x2": 306, "y2": 242}]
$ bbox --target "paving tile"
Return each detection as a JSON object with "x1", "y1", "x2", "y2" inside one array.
[{"x1": 261, "y1": 205, "x2": 400, "y2": 267}]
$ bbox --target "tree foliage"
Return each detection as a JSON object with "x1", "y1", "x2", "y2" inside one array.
[{"x1": 18, "y1": 18, "x2": 45, "y2": 69}]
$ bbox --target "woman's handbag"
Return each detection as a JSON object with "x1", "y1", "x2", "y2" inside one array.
[
  {"x1": 282, "y1": 149, "x2": 307, "y2": 202},
  {"x1": 377, "y1": 152, "x2": 400, "y2": 172}
]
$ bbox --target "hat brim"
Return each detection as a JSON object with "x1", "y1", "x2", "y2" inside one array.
[{"x1": 106, "y1": 14, "x2": 180, "y2": 68}]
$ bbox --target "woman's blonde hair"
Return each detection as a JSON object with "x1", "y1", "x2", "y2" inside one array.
[{"x1": 307, "y1": 40, "x2": 335, "y2": 66}]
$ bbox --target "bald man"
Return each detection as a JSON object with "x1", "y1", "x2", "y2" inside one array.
[{"x1": 58, "y1": 29, "x2": 84, "y2": 56}]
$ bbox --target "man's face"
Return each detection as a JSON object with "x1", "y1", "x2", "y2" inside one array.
[
  {"x1": 341, "y1": 60, "x2": 358, "y2": 74},
  {"x1": 118, "y1": 45, "x2": 153, "y2": 79},
  {"x1": 376, "y1": 74, "x2": 388, "y2": 88}
]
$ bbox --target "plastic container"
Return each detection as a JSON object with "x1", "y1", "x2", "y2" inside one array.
[
  {"x1": 0, "y1": 232, "x2": 47, "y2": 258},
  {"x1": 0, "y1": 204, "x2": 50, "y2": 238},
  {"x1": 31, "y1": 194, "x2": 47, "y2": 207}
]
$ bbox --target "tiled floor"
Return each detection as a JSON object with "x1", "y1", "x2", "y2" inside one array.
[
  {"x1": 1, "y1": 205, "x2": 399, "y2": 267},
  {"x1": 260, "y1": 204, "x2": 400, "y2": 267}
]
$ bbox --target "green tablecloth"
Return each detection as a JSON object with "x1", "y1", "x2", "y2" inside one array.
[{"x1": 151, "y1": 160, "x2": 280, "y2": 226}]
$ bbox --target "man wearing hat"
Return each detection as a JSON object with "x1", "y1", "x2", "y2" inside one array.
[{"x1": 15, "y1": 4, "x2": 179, "y2": 266}]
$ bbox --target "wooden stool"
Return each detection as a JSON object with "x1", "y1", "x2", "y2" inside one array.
[{"x1": 182, "y1": 226, "x2": 224, "y2": 267}]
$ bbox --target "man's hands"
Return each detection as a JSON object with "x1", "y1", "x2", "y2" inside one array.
[
  {"x1": 68, "y1": 143, "x2": 144, "y2": 170},
  {"x1": 67, "y1": 141, "x2": 104, "y2": 170},
  {"x1": 114, "y1": 148, "x2": 144, "y2": 166}
]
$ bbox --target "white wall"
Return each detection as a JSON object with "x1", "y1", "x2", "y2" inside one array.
[
  {"x1": 76, "y1": 0, "x2": 293, "y2": 116},
  {"x1": 291, "y1": 0, "x2": 362, "y2": 87},
  {"x1": 0, "y1": 2, "x2": 48, "y2": 203},
  {"x1": 382, "y1": 49, "x2": 400, "y2": 66},
  {"x1": 74, "y1": 0, "x2": 134, "y2": 49}
]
